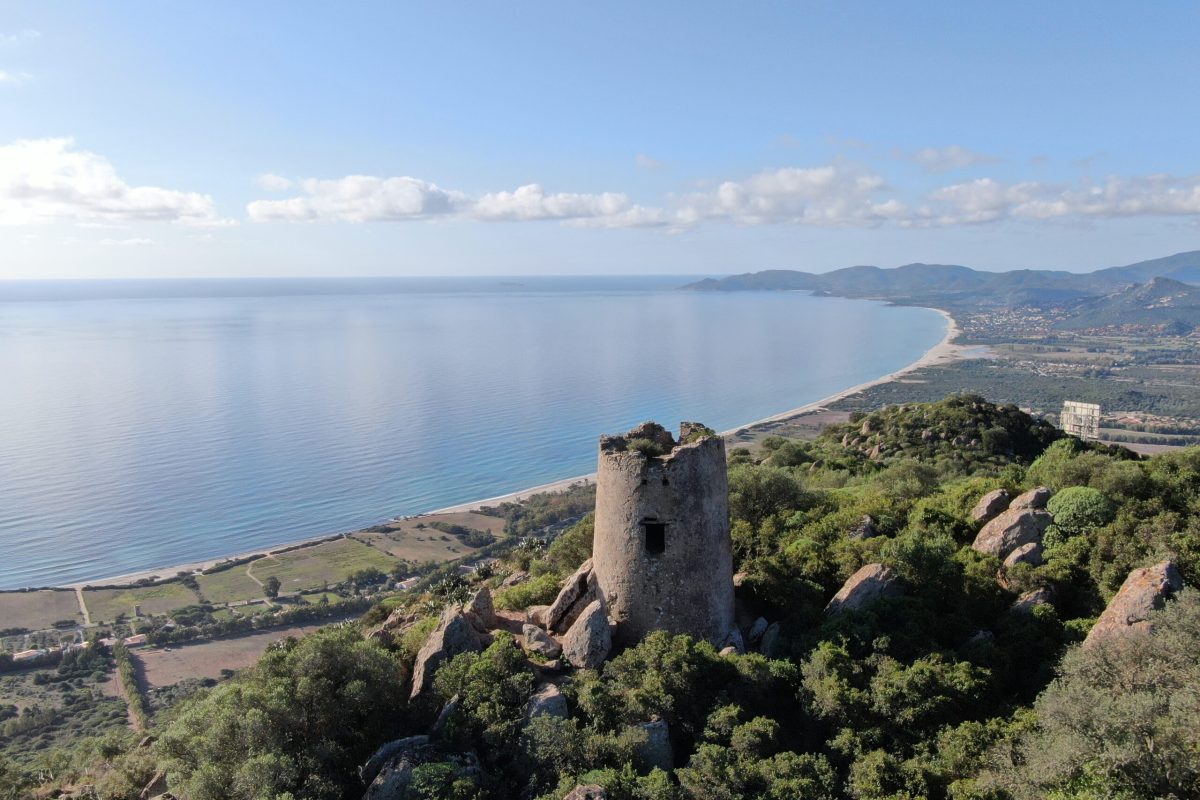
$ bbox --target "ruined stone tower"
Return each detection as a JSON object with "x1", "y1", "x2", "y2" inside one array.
[{"x1": 592, "y1": 421, "x2": 735, "y2": 648}]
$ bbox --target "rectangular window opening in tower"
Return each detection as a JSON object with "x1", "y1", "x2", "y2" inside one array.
[{"x1": 643, "y1": 520, "x2": 666, "y2": 555}]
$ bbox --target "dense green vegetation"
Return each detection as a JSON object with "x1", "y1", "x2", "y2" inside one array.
[{"x1": 3, "y1": 395, "x2": 1198, "y2": 799}]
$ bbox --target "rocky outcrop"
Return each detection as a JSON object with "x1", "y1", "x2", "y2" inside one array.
[
  {"x1": 521, "y1": 623, "x2": 562, "y2": 658},
  {"x1": 635, "y1": 718, "x2": 673, "y2": 771},
  {"x1": 746, "y1": 616, "x2": 769, "y2": 646},
  {"x1": 525, "y1": 683, "x2": 568, "y2": 721},
  {"x1": 563, "y1": 786, "x2": 607, "y2": 800},
  {"x1": 971, "y1": 508, "x2": 1052, "y2": 560},
  {"x1": 502, "y1": 570, "x2": 530, "y2": 587},
  {"x1": 970, "y1": 489, "x2": 1011, "y2": 523},
  {"x1": 759, "y1": 621, "x2": 781, "y2": 657},
  {"x1": 410, "y1": 607, "x2": 483, "y2": 699},
  {"x1": 527, "y1": 605, "x2": 551, "y2": 628},
  {"x1": 1011, "y1": 586, "x2": 1054, "y2": 615},
  {"x1": 463, "y1": 587, "x2": 497, "y2": 632},
  {"x1": 1003, "y1": 541, "x2": 1044, "y2": 569},
  {"x1": 562, "y1": 600, "x2": 611, "y2": 670},
  {"x1": 547, "y1": 559, "x2": 600, "y2": 633},
  {"x1": 1084, "y1": 560, "x2": 1184, "y2": 647},
  {"x1": 431, "y1": 695, "x2": 460, "y2": 734},
  {"x1": 361, "y1": 735, "x2": 430, "y2": 787},
  {"x1": 1010, "y1": 486, "x2": 1053, "y2": 511},
  {"x1": 848, "y1": 515, "x2": 877, "y2": 540},
  {"x1": 363, "y1": 736, "x2": 480, "y2": 800},
  {"x1": 825, "y1": 564, "x2": 902, "y2": 615}
]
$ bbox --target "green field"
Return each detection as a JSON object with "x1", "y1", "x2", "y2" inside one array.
[
  {"x1": 196, "y1": 566, "x2": 266, "y2": 604},
  {"x1": 231, "y1": 601, "x2": 275, "y2": 618},
  {"x1": 82, "y1": 582, "x2": 201, "y2": 623},
  {"x1": 0, "y1": 590, "x2": 83, "y2": 632},
  {"x1": 249, "y1": 537, "x2": 396, "y2": 592}
]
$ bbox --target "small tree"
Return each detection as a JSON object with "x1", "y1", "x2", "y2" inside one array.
[{"x1": 263, "y1": 576, "x2": 281, "y2": 599}]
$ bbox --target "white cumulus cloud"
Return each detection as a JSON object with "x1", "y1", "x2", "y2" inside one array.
[
  {"x1": 256, "y1": 173, "x2": 294, "y2": 191},
  {"x1": 246, "y1": 175, "x2": 468, "y2": 222},
  {"x1": 920, "y1": 174, "x2": 1200, "y2": 226},
  {"x1": 473, "y1": 184, "x2": 635, "y2": 222},
  {"x1": 0, "y1": 138, "x2": 229, "y2": 226},
  {"x1": 674, "y1": 165, "x2": 905, "y2": 227}
]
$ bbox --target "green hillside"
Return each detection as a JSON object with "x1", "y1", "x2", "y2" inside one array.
[
  {"x1": 1054, "y1": 277, "x2": 1200, "y2": 332},
  {"x1": 8, "y1": 397, "x2": 1198, "y2": 800}
]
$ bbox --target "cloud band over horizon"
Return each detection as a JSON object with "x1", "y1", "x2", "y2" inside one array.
[{"x1": 4, "y1": 138, "x2": 1200, "y2": 234}]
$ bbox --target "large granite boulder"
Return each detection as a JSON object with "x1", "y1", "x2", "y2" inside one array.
[
  {"x1": 1003, "y1": 541, "x2": 1044, "y2": 569},
  {"x1": 1010, "y1": 486, "x2": 1053, "y2": 511},
  {"x1": 362, "y1": 736, "x2": 480, "y2": 800},
  {"x1": 635, "y1": 718, "x2": 673, "y2": 771},
  {"x1": 546, "y1": 559, "x2": 600, "y2": 633},
  {"x1": 361, "y1": 735, "x2": 430, "y2": 787},
  {"x1": 521, "y1": 623, "x2": 562, "y2": 658},
  {"x1": 847, "y1": 515, "x2": 878, "y2": 540},
  {"x1": 563, "y1": 787, "x2": 607, "y2": 800},
  {"x1": 525, "y1": 682, "x2": 568, "y2": 721},
  {"x1": 463, "y1": 587, "x2": 497, "y2": 632},
  {"x1": 527, "y1": 605, "x2": 551, "y2": 628},
  {"x1": 970, "y1": 489, "x2": 1011, "y2": 523},
  {"x1": 972, "y1": 508, "x2": 1052, "y2": 560},
  {"x1": 1084, "y1": 560, "x2": 1184, "y2": 647},
  {"x1": 759, "y1": 621, "x2": 782, "y2": 657},
  {"x1": 410, "y1": 607, "x2": 482, "y2": 699},
  {"x1": 825, "y1": 564, "x2": 902, "y2": 615},
  {"x1": 562, "y1": 600, "x2": 611, "y2": 670},
  {"x1": 1011, "y1": 586, "x2": 1054, "y2": 615},
  {"x1": 746, "y1": 616, "x2": 769, "y2": 646}
]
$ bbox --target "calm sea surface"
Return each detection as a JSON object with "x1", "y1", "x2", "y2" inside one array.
[{"x1": 0, "y1": 277, "x2": 945, "y2": 588}]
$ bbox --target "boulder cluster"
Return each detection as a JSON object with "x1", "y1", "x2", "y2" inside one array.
[
  {"x1": 359, "y1": 563, "x2": 631, "y2": 799},
  {"x1": 965, "y1": 484, "x2": 1186, "y2": 637},
  {"x1": 819, "y1": 485, "x2": 1188, "y2": 649}
]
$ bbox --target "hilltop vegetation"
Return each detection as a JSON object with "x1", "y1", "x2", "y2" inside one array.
[{"x1": 3, "y1": 397, "x2": 1199, "y2": 799}]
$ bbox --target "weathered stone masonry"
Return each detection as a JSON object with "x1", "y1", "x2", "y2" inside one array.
[{"x1": 591, "y1": 422, "x2": 735, "y2": 648}]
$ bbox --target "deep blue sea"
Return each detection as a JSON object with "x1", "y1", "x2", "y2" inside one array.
[{"x1": 0, "y1": 277, "x2": 946, "y2": 588}]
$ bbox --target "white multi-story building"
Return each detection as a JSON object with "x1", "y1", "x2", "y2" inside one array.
[{"x1": 1061, "y1": 401, "x2": 1101, "y2": 441}]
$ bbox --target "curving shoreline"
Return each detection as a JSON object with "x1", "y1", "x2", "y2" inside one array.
[
  {"x1": 427, "y1": 307, "x2": 968, "y2": 514},
  {"x1": 51, "y1": 306, "x2": 966, "y2": 591}
]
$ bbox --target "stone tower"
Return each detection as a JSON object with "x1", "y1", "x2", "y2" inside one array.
[{"x1": 592, "y1": 421, "x2": 735, "y2": 648}]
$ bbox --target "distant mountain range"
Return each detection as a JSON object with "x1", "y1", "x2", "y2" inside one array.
[{"x1": 681, "y1": 250, "x2": 1200, "y2": 332}]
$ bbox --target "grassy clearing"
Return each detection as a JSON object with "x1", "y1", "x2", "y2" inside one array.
[
  {"x1": 0, "y1": 590, "x2": 82, "y2": 632},
  {"x1": 249, "y1": 537, "x2": 396, "y2": 592},
  {"x1": 196, "y1": 567, "x2": 265, "y2": 604},
  {"x1": 82, "y1": 582, "x2": 200, "y2": 623},
  {"x1": 297, "y1": 591, "x2": 343, "y2": 605},
  {"x1": 230, "y1": 601, "x2": 275, "y2": 618},
  {"x1": 135, "y1": 622, "x2": 328, "y2": 688},
  {"x1": 356, "y1": 510, "x2": 505, "y2": 564},
  {"x1": 357, "y1": 529, "x2": 471, "y2": 562}
]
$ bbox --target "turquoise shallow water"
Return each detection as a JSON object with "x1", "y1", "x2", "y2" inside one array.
[{"x1": 0, "y1": 277, "x2": 946, "y2": 588}]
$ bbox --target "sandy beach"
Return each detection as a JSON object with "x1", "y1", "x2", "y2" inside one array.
[{"x1": 64, "y1": 306, "x2": 968, "y2": 589}]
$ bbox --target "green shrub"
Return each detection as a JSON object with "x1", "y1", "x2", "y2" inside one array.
[{"x1": 495, "y1": 573, "x2": 561, "y2": 611}]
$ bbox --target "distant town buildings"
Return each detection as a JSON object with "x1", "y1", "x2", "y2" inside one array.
[{"x1": 1061, "y1": 400, "x2": 1101, "y2": 440}]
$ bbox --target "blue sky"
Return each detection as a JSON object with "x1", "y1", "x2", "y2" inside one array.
[{"x1": 1, "y1": 2, "x2": 1198, "y2": 278}]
